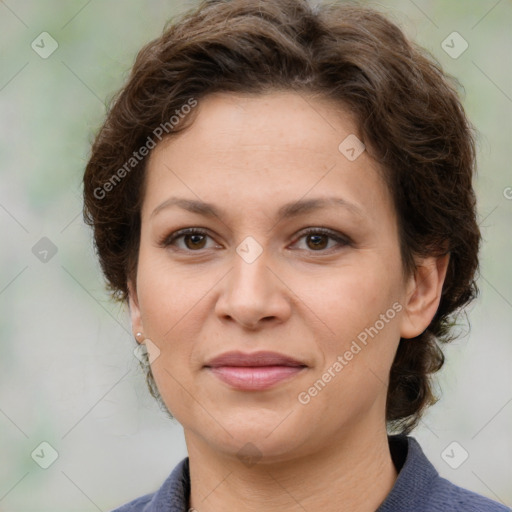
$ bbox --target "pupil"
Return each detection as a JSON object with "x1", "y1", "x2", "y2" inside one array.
[
  {"x1": 187, "y1": 234, "x2": 205, "y2": 249},
  {"x1": 308, "y1": 234, "x2": 327, "y2": 250}
]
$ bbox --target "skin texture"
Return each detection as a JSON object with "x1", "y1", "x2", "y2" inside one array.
[{"x1": 128, "y1": 91, "x2": 449, "y2": 512}]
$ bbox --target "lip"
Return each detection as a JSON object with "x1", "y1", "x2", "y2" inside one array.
[
  {"x1": 204, "y1": 350, "x2": 306, "y2": 368},
  {"x1": 204, "y1": 351, "x2": 308, "y2": 391}
]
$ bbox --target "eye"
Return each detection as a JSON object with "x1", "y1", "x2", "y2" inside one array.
[
  {"x1": 159, "y1": 227, "x2": 351, "y2": 253},
  {"x1": 291, "y1": 227, "x2": 351, "y2": 252},
  {"x1": 160, "y1": 228, "x2": 217, "y2": 251}
]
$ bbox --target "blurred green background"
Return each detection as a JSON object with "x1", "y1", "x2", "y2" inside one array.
[{"x1": 1, "y1": 0, "x2": 511, "y2": 510}]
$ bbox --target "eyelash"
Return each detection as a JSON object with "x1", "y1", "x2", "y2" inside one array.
[{"x1": 159, "y1": 227, "x2": 351, "y2": 254}]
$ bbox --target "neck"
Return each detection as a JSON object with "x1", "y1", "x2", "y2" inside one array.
[{"x1": 185, "y1": 423, "x2": 398, "y2": 512}]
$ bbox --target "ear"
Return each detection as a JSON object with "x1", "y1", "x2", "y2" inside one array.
[
  {"x1": 127, "y1": 280, "x2": 144, "y2": 344},
  {"x1": 400, "y1": 253, "x2": 450, "y2": 339}
]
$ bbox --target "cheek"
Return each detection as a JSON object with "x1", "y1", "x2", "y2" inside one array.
[
  {"x1": 135, "y1": 263, "x2": 201, "y2": 416},
  {"x1": 295, "y1": 275, "x2": 402, "y2": 427},
  {"x1": 308, "y1": 260, "x2": 400, "y2": 337},
  {"x1": 134, "y1": 259, "x2": 196, "y2": 376},
  {"x1": 136, "y1": 247, "x2": 213, "y2": 333},
  {"x1": 134, "y1": 249, "x2": 226, "y2": 396},
  {"x1": 306, "y1": 259, "x2": 403, "y2": 387}
]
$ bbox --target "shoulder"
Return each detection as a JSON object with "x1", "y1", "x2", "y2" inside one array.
[
  {"x1": 109, "y1": 457, "x2": 190, "y2": 512},
  {"x1": 379, "y1": 436, "x2": 509, "y2": 512},
  {"x1": 428, "y1": 475, "x2": 510, "y2": 512}
]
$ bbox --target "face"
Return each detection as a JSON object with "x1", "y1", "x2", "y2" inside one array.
[{"x1": 128, "y1": 91, "x2": 446, "y2": 462}]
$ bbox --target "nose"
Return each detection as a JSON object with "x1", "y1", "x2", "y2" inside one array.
[{"x1": 215, "y1": 246, "x2": 291, "y2": 330}]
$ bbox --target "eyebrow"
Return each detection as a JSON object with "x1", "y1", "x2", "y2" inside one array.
[{"x1": 150, "y1": 196, "x2": 364, "y2": 222}]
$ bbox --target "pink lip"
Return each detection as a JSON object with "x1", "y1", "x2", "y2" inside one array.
[
  {"x1": 204, "y1": 351, "x2": 307, "y2": 391},
  {"x1": 204, "y1": 350, "x2": 306, "y2": 368},
  {"x1": 208, "y1": 366, "x2": 306, "y2": 390}
]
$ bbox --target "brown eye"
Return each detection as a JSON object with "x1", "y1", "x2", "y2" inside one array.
[
  {"x1": 183, "y1": 233, "x2": 207, "y2": 250},
  {"x1": 293, "y1": 228, "x2": 350, "y2": 253},
  {"x1": 306, "y1": 233, "x2": 329, "y2": 250},
  {"x1": 161, "y1": 228, "x2": 216, "y2": 251}
]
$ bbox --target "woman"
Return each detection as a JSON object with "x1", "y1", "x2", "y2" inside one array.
[{"x1": 83, "y1": 0, "x2": 508, "y2": 510}]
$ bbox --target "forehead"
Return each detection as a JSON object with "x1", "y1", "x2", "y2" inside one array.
[
  {"x1": 142, "y1": 91, "x2": 392, "y2": 224},
  {"x1": 170, "y1": 91, "x2": 360, "y2": 154}
]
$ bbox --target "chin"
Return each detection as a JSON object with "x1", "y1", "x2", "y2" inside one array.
[{"x1": 194, "y1": 417, "x2": 306, "y2": 460}]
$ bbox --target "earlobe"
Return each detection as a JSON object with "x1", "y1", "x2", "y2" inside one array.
[
  {"x1": 400, "y1": 253, "x2": 450, "y2": 339},
  {"x1": 127, "y1": 280, "x2": 144, "y2": 342}
]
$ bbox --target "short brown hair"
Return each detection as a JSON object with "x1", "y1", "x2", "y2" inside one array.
[{"x1": 83, "y1": 0, "x2": 480, "y2": 433}]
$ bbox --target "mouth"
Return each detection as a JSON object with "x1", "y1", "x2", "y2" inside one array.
[{"x1": 204, "y1": 351, "x2": 308, "y2": 391}]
